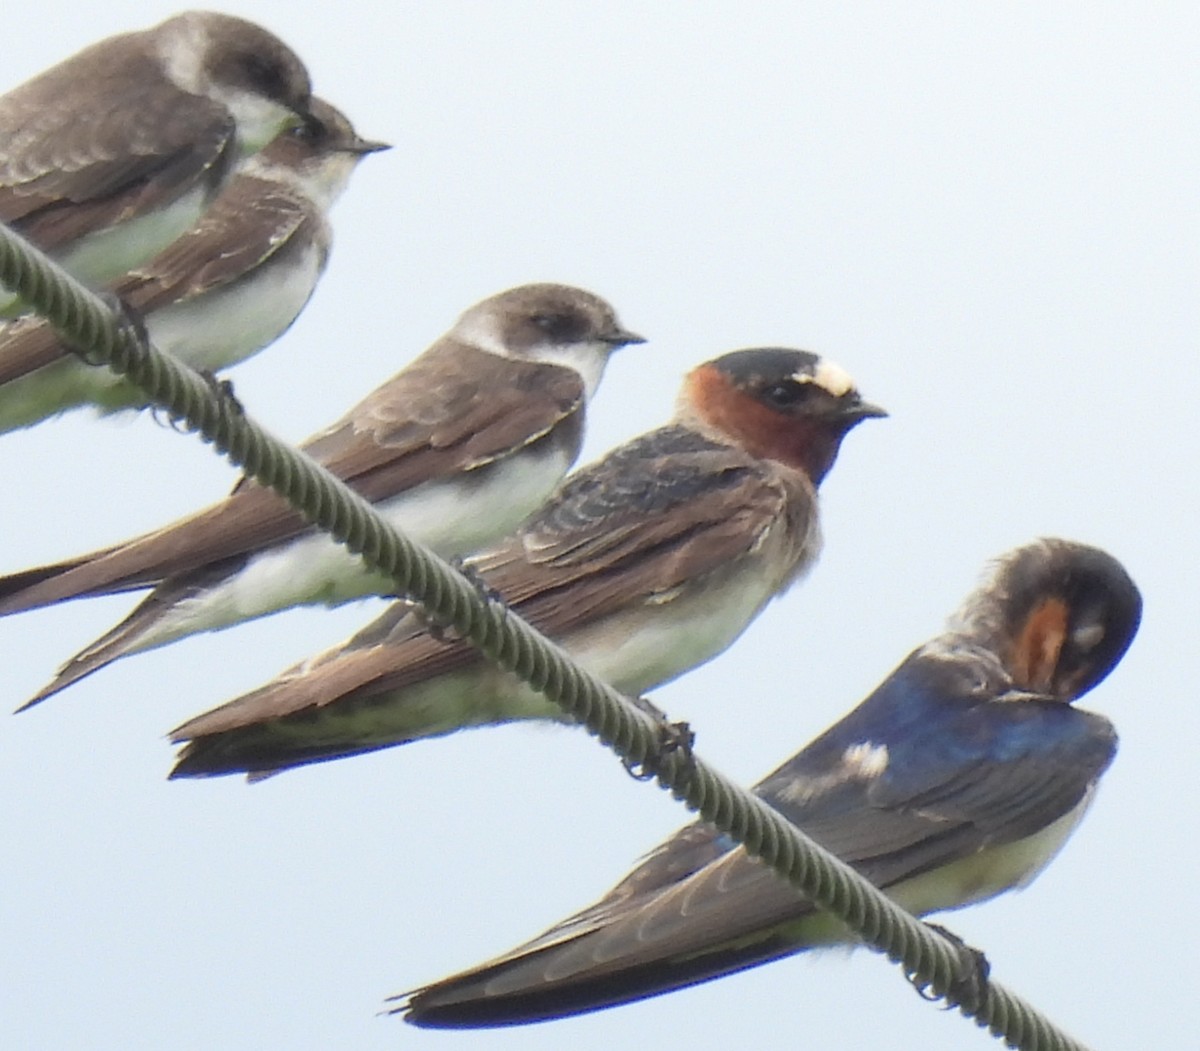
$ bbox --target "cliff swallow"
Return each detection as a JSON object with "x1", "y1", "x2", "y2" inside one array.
[
  {"x1": 0, "y1": 12, "x2": 315, "y2": 311},
  {"x1": 169, "y1": 347, "x2": 884, "y2": 777},
  {"x1": 2, "y1": 283, "x2": 641, "y2": 707},
  {"x1": 0, "y1": 97, "x2": 387, "y2": 433},
  {"x1": 399, "y1": 538, "x2": 1140, "y2": 1027}
]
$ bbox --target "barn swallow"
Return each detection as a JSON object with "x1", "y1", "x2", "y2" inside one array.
[
  {"x1": 0, "y1": 97, "x2": 387, "y2": 433},
  {"x1": 0, "y1": 12, "x2": 315, "y2": 313},
  {"x1": 168, "y1": 347, "x2": 884, "y2": 778},
  {"x1": 398, "y1": 538, "x2": 1141, "y2": 1028},
  {"x1": 2, "y1": 283, "x2": 641, "y2": 707}
]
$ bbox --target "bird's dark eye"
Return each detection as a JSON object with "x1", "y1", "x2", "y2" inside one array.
[
  {"x1": 760, "y1": 380, "x2": 811, "y2": 408},
  {"x1": 530, "y1": 312, "x2": 584, "y2": 342},
  {"x1": 290, "y1": 116, "x2": 326, "y2": 145}
]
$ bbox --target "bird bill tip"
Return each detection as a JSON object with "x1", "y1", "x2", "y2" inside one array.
[
  {"x1": 610, "y1": 328, "x2": 647, "y2": 348},
  {"x1": 353, "y1": 137, "x2": 392, "y2": 155},
  {"x1": 851, "y1": 398, "x2": 888, "y2": 420}
]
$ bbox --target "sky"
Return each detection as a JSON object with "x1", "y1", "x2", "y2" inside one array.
[{"x1": 2, "y1": 3, "x2": 1196, "y2": 1049}]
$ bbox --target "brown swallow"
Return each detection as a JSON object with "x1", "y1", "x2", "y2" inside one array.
[
  {"x1": 0, "y1": 97, "x2": 388, "y2": 432},
  {"x1": 1, "y1": 283, "x2": 642, "y2": 707},
  {"x1": 169, "y1": 347, "x2": 884, "y2": 778},
  {"x1": 0, "y1": 11, "x2": 316, "y2": 309}
]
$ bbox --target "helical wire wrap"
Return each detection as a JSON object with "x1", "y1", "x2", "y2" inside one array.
[{"x1": 0, "y1": 222, "x2": 1092, "y2": 1051}]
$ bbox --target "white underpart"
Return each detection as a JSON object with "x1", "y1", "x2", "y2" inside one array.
[
  {"x1": 145, "y1": 239, "x2": 323, "y2": 374},
  {"x1": 0, "y1": 229, "x2": 324, "y2": 431},
  {"x1": 794, "y1": 788, "x2": 1100, "y2": 950},
  {"x1": 313, "y1": 541, "x2": 809, "y2": 746},
  {"x1": 887, "y1": 788, "x2": 1098, "y2": 916},
  {"x1": 50, "y1": 184, "x2": 213, "y2": 292},
  {"x1": 228, "y1": 494, "x2": 819, "y2": 746},
  {"x1": 447, "y1": 519, "x2": 816, "y2": 732},
  {"x1": 567, "y1": 556, "x2": 797, "y2": 693},
  {"x1": 121, "y1": 445, "x2": 575, "y2": 654},
  {"x1": 0, "y1": 148, "x2": 363, "y2": 430}
]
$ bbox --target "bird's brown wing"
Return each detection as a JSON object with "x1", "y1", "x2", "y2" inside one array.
[
  {"x1": 171, "y1": 427, "x2": 797, "y2": 745},
  {"x1": 0, "y1": 344, "x2": 585, "y2": 613}
]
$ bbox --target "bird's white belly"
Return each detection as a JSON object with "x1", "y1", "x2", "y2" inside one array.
[
  {"x1": 385, "y1": 559, "x2": 803, "y2": 741},
  {"x1": 147, "y1": 240, "x2": 324, "y2": 373},
  {"x1": 0, "y1": 199, "x2": 317, "y2": 426},
  {"x1": 572, "y1": 551, "x2": 808, "y2": 698},
  {"x1": 886, "y1": 792, "x2": 1097, "y2": 918},
  {"x1": 57, "y1": 184, "x2": 213, "y2": 290},
  {"x1": 133, "y1": 445, "x2": 574, "y2": 648},
  {"x1": 778, "y1": 792, "x2": 1099, "y2": 953},
  {"x1": 458, "y1": 526, "x2": 816, "y2": 729}
]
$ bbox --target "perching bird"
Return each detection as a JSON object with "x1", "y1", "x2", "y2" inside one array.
[
  {"x1": 399, "y1": 538, "x2": 1140, "y2": 1028},
  {"x1": 0, "y1": 96, "x2": 387, "y2": 432},
  {"x1": 2, "y1": 283, "x2": 643, "y2": 707},
  {"x1": 0, "y1": 11, "x2": 315, "y2": 309},
  {"x1": 169, "y1": 346, "x2": 884, "y2": 778}
]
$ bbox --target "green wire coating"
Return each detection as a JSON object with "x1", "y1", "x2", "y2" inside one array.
[{"x1": 0, "y1": 222, "x2": 1092, "y2": 1051}]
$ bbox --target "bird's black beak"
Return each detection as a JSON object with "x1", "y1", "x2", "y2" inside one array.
[
  {"x1": 350, "y1": 137, "x2": 392, "y2": 155},
  {"x1": 605, "y1": 328, "x2": 647, "y2": 349}
]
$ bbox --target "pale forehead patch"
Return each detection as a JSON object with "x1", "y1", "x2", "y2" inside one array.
[{"x1": 797, "y1": 357, "x2": 856, "y2": 397}]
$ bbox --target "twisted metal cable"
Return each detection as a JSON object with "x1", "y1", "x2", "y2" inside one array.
[{"x1": 0, "y1": 223, "x2": 1090, "y2": 1051}]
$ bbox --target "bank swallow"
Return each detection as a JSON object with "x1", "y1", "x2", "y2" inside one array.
[
  {"x1": 0, "y1": 11, "x2": 314, "y2": 310},
  {"x1": 399, "y1": 538, "x2": 1140, "y2": 1027},
  {"x1": 0, "y1": 97, "x2": 387, "y2": 432},
  {"x1": 169, "y1": 347, "x2": 884, "y2": 777},
  {"x1": 2, "y1": 284, "x2": 641, "y2": 707}
]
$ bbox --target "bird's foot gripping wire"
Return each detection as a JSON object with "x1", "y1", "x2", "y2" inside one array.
[
  {"x1": 89, "y1": 293, "x2": 190, "y2": 433},
  {"x1": 409, "y1": 601, "x2": 458, "y2": 644},
  {"x1": 199, "y1": 369, "x2": 245, "y2": 416},
  {"x1": 150, "y1": 368, "x2": 242, "y2": 432},
  {"x1": 83, "y1": 292, "x2": 149, "y2": 367},
  {"x1": 405, "y1": 558, "x2": 508, "y2": 644},
  {"x1": 622, "y1": 696, "x2": 696, "y2": 783},
  {"x1": 906, "y1": 922, "x2": 991, "y2": 1011},
  {"x1": 450, "y1": 555, "x2": 507, "y2": 609}
]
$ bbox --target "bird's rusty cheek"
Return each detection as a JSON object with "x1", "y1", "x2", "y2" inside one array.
[
  {"x1": 683, "y1": 364, "x2": 838, "y2": 480},
  {"x1": 1009, "y1": 597, "x2": 1068, "y2": 693}
]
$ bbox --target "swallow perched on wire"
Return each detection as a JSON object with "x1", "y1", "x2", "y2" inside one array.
[
  {"x1": 0, "y1": 97, "x2": 388, "y2": 433},
  {"x1": 397, "y1": 538, "x2": 1141, "y2": 1028},
  {"x1": 0, "y1": 11, "x2": 316, "y2": 312},
  {"x1": 1, "y1": 283, "x2": 642, "y2": 707},
  {"x1": 168, "y1": 347, "x2": 884, "y2": 778}
]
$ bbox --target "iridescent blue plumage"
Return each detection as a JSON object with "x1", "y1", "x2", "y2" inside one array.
[{"x1": 402, "y1": 537, "x2": 1141, "y2": 1028}]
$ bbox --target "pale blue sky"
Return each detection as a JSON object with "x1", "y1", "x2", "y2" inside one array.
[{"x1": 2, "y1": 4, "x2": 1196, "y2": 1049}]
